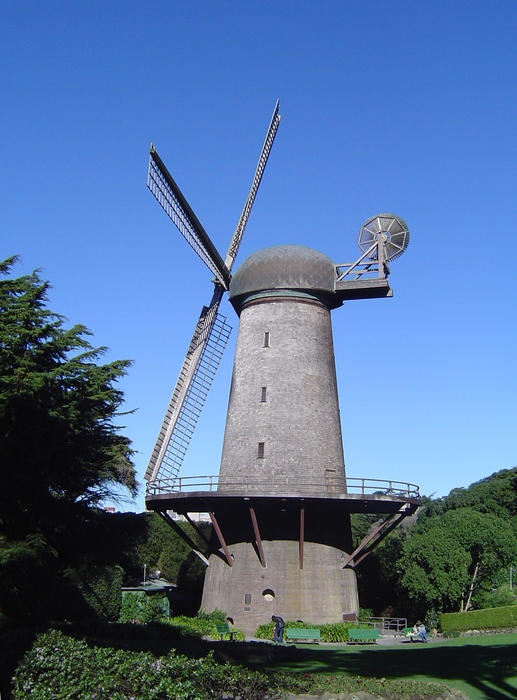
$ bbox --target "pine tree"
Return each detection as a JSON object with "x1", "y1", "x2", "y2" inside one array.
[{"x1": 0, "y1": 256, "x2": 137, "y2": 619}]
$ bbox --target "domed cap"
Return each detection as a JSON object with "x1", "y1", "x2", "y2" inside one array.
[{"x1": 229, "y1": 245, "x2": 336, "y2": 301}]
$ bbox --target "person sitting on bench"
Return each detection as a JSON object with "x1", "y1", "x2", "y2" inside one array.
[{"x1": 417, "y1": 621, "x2": 427, "y2": 642}]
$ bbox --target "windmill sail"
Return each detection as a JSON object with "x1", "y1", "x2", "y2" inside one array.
[
  {"x1": 147, "y1": 145, "x2": 231, "y2": 289},
  {"x1": 224, "y1": 99, "x2": 281, "y2": 271},
  {"x1": 145, "y1": 100, "x2": 281, "y2": 484},
  {"x1": 144, "y1": 293, "x2": 231, "y2": 483}
]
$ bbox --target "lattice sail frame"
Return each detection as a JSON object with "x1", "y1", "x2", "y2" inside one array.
[
  {"x1": 147, "y1": 147, "x2": 230, "y2": 289},
  {"x1": 144, "y1": 306, "x2": 231, "y2": 482},
  {"x1": 224, "y1": 100, "x2": 281, "y2": 268}
]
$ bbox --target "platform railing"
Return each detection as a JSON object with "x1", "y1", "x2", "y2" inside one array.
[{"x1": 146, "y1": 474, "x2": 420, "y2": 500}]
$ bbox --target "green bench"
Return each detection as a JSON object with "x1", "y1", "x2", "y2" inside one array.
[
  {"x1": 402, "y1": 626, "x2": 423, "y2": 642},
  {"x1": 347, "y1": 628, "x2": 380, "y2": 644},
  {"x1": 285, "y1": 628, "x2": 321, "y2": 643},
  {"x1": 215, "y1": 622, "x2": 235, "y2": 640}
]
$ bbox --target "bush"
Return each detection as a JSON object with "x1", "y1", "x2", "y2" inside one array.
[
  {"x1": 255, "y1": 619, "x2": 368, "y2": 643},
  {"x1": 358, "y1": 607, "x2": 373, "y2": 621},
  {"x1": 440, "y1": 604, "x2": 517, "y2": 634},
  {"x1": 12, "y1": 629, "x2": 275, "y2": 699},
  {"x1": 424, "y1": 608, "x2": 440, "y2": 632},
  {"x1": 10, "y1": 626, "x2": 451, "y2": 700},
  {"x1": 473, "y1": 586, "x2": 517, "y2": 610},
  {"x1": 67, "y1": 564, "x2": 124, "y2": 622},
  {"x1": 119, "y1": 591, "x2": 169, "y2": 623},
  {"x1": 195, "y1": 608, "x2": 227, "y2": 624},
  {"x1": 166, "y1": 611, "x2": 245, "y2": 641}
]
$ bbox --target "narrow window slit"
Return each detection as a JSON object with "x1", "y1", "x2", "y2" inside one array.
[{"x1": 257, "y1": 442, "x2": 265, "y2": 459}]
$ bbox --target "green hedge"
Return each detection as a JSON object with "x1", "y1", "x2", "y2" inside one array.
[
  {"x1": 12, "y1": 629, "x2": 273, "y2": 699},
  {"x1": 255, "y1": 619, "x2": 368, "y2": 643},
  {"x1": 70, "y1": 565, "x2": 123, "y2": 621},
  {"x1": 441, "y1": 605, "x2": 517, "y2": 634}
]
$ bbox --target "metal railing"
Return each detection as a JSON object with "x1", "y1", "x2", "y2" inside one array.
[
  {"x1": 361, "y1": 617, "x2": 408, "y2": 635},
  {"x1": 146, "y1": 474, "x2": 420, "y2": 500}
]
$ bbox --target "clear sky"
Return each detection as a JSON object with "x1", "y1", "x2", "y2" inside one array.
[{"x1": 3, "y1": 1, "x2": 516, "y2": 511}]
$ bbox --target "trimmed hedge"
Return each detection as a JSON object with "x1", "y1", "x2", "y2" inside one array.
[
  {"x1": 255, "y1": 619, "x2": 369, "y2": 643},
  {"x1": 441, "y1": 604, "x2": 517, "y2": 634}
]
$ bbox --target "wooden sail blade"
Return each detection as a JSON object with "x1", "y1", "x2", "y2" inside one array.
[
  {"x1": 224, "y1": 100, "x2": 281, "y2": 272},
  {"x1": 145, "y1": 295, "x2": 232, "y2": 483},
  {"x1": 147, "y1": 145, "x2": 231, "y2": 289}
]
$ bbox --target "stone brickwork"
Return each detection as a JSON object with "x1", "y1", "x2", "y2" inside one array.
[
  {"x1": 218, "y1": 296, "x2": 346, "y2": 492},
  {"x1": 201, "y1": 540, "x2": 359, "y2": 636}
]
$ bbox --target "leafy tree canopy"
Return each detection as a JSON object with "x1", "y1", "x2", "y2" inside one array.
[
  {"x1": 422, "y1": 467, "x2": 517, "y2": 524},
  {"x1": 0, "y1": 256, "x2": 137, "y2": 619},
  {"x1": 0, "y1": 256, "x2": 136, "y2": 521},
  {"x1": 399, "y1": 508, "x2": 515, "y2": 613}
]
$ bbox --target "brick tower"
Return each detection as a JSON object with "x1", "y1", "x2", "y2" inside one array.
[{"x1": 201, "y1": 246, "x2": 358, "y2": 632}]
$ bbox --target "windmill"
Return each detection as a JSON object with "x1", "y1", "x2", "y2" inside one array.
[
  {"x1": 144, "y1": 100, "x2": 281, "y2": 486},
  {"x1": 145, "y1": 104, "x2": 419, "y2": 635}
]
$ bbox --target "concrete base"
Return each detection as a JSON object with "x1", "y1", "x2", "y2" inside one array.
[{"x1": 201, "y1": 539, "x2": 359, "y2": 636}]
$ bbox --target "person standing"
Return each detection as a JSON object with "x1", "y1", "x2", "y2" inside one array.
[{"x1": 272, "y1": 615, "x2": 285, "y2": 643}]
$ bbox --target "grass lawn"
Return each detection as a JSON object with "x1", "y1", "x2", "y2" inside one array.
[{"x1": 247, "y1": 633, "x2": 517, "y2": 700}]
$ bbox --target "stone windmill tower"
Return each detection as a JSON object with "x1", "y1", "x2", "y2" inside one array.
[{"x1": 144, "y1": 103, "x2": 420, "y2": 634}]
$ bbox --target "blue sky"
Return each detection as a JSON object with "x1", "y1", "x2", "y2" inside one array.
[{"x1": 3, "y1": 1, "x2": 516, "y2": 511}]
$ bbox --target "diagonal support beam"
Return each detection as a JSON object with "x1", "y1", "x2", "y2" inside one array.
[
  {"x1": 157, "y1": 511, "x2": 210, "y2": 566},
  {"x1": 183, "y1": 512, "x2": 212, "y2": 548},
  {"x1": 342, "y1": 506, "x2": 410, "y2": 568},
  {"x1": 208, "y1": 511, "x2": 233, "y2": 567},
  {"x1": 353, "y1": 512, "x2": 407, "y2": 567},
  {"x1": 299, "y1": 504, "x2": 305, "y2": 570},
  {"x1": 248, "y1": 505, "x2": 266, "y2": 568}
]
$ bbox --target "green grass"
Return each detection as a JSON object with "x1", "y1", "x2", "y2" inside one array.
[{"x1": 245, "y1": 633, "x2": 517, "y2": 700}]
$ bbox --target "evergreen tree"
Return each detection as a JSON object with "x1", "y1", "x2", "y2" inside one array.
[{"x1": 0, "y1": 256, "x2": 137, "y2": 620}]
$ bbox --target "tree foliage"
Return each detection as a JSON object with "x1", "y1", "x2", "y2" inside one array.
[
  {"x1": 422, "y1": 467, "x2": 517, "y2": 525},
  {"x1": 399, "y1": 508, "x2": 515, "y2": 613},
  {"x1": 0, "y1": 256, "x2": 136, "y2": 518},
  {"x1": 355, "y1": 468, "x2": 517, "y2": 618},
  {"x1": 0, "y1": 256, "x2": 137, "y2": 620}
]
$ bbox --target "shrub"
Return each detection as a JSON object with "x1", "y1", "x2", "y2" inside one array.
[
  {"x1": 440, "y1": 604, "x2": 517, "y2": 634},
  {"x1": 195, "y1": 608, "x2": 227, "y2": 624},
  {"x1": 12, "y1": 629, "x2": 275, "y2": 699},
  {"x1": 473, "y1": 586, "x2": 517, "y2": 610},
  {"x1": 358, "y1": 607, "x2": 373, "y2": 621},
  {"x1": 10, "y1": 626, "x2": 451, "y2": 700},
  {"x1": 67, "y1": 564, "x2": 124, "y2": 621},
  {"x1": 166, "y1": 612, "x2": 245, "y2": 641},
  {"x1": 424, "y1": 608, "x2": 440, "y2": 632},
  {"x1": 119, "y1": 591, "x2": 169, "y2": 623}
]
